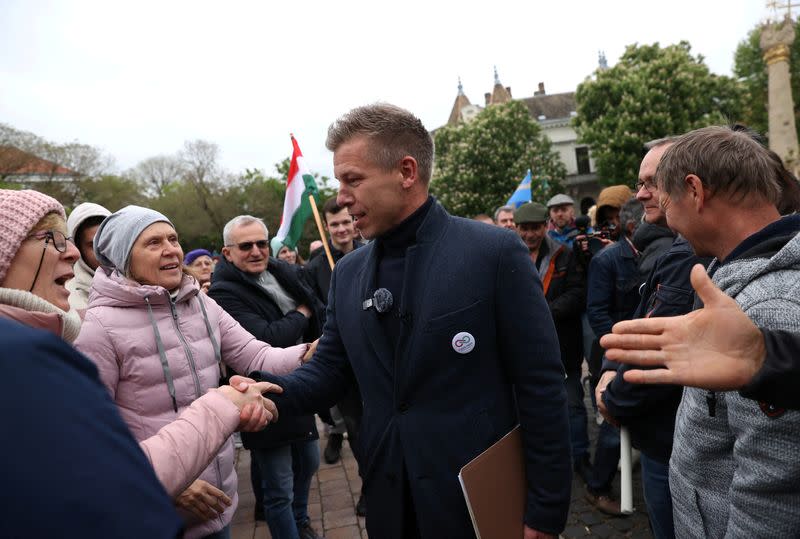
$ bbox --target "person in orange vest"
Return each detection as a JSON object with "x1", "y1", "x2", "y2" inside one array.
[{"x1": 513, "y1": 202, "x2": 589, "y2": 482}]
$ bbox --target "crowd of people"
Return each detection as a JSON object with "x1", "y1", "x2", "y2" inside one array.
[{"x1": 2, "y1": 103, "x2": 800, "y2": 539}]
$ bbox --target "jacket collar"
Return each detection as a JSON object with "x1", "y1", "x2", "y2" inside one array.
[
  {"x1": 89, "y1": 268, "x2": 199, "y2": 308},
  {"x1": 0, "y1": 287, "x2": 82, "y2": 342}
]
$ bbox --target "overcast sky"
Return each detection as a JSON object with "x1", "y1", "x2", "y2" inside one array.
[{"x1": 1, "y1": 0, "x2": 772, "y2": 181}]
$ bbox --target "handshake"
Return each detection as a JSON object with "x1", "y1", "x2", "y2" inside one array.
[
  {"x1": 212, "y1": 338, "x2": 319, "y2": 432},
  {"x1": 214, "y1": 375, "x2": 283, "y2": 432}
]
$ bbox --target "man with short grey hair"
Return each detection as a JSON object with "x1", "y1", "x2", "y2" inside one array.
[
  {"x1": 494, "y1": 204, "x2": 516, "y2": 229},
  {"x1": 657, "y1": 125, "x2": 800, "y2": 538},
  {"x1": 210, "y1": 215, "x2": 326, "y2": 539}
]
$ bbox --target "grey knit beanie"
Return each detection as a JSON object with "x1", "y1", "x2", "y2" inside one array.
[{"x1": 94, "y1": 205, "x2": 173, "y2": 272}]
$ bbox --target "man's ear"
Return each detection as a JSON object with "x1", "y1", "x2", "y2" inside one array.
[
  {"x1": 221, "y1": 246, "x2": 232, "y2": 262},
  {"x1": 685, "y1": 174, "x2": 707, "y2": 210},
  {"x1": 398, "y1": 155, "x2": 419, "y2": 189}
]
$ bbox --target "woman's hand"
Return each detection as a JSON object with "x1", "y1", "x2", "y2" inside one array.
[
  {"x1": 216, "y1": 379, "x2": 283, "y2": 431},
  {"x1": 175, "y1": 479, "x2": 231, "y2": 521}
]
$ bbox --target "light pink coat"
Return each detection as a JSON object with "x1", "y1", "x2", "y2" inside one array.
[
  {"x1": 75, "y1": 270, "x2": 306, "y2": 538},
  {"x1": 0, "y1": 296, "x2": 236, "y2": 498}
]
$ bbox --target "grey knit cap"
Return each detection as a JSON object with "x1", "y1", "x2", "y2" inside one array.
[{"x1": 94, "y1": 205, "x2": 173, "y2": 272}]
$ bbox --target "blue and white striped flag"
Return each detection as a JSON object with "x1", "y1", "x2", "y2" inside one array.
[{"x1": 506, "y1": 170, "x2": 532, "y2": 208}]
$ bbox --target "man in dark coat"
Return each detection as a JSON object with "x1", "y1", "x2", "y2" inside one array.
[
  {"x1": 209, "y1": 215, "x2": 325, "y2": 539},
  {"x1": 254, "y1": 103, "x2": 571, "y2": 539},
  {"x1": 0, "y1": 318, "x2": 183, "y2": 539},
  {"x1": 303, "y1": 196, "x2": 367, "y2": 514},
  {"x1": 514, "y1": 202, "x2": 590, "y2": 481}
]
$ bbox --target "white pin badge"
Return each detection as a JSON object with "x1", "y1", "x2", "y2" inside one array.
[{"x1": 451, "y1": 331, "x2": 475, "y2": 354}]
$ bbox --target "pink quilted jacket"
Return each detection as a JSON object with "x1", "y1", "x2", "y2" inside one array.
[{"x1": 75, "y1": 270, "x2": 306, "y2": 538}]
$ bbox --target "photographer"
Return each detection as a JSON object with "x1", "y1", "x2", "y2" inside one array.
[{"x1": 582, "y1": 188, "x2": 637, "y2": 515}]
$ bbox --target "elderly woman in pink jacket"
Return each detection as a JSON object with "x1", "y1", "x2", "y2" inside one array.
[
  {"x1": 0, "y1": 190, "x2": 281, "y2": 504},
  {"x1": 74, "y1": 205, "x2": 309, "y2": 539},
  {"x1": 0, "y1": 190, "x2": 280, "y2": 515}
]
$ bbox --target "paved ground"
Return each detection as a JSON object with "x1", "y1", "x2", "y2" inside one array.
[{"x1": 231, "y1": 405, "x2": 653, "y2": 539}]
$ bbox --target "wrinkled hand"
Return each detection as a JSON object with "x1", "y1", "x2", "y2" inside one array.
[
  {"x1": 175, "y1": 479, "x2": 231, "y2": 522},
  {"x1": 595, "y1": 371, "x2": 618, "y2": 426},
  {"x1": 200, "y1": 282, "x2": 211, "y2": 294},
  {"x1": 303, "y1": 339, "x2": 319, "y2": 363},
  {"x1": 524, "y1": 525, "x2": 557, "y2": 539},
  {"x1": 600, "y1": 264, "x2": 765, "y2": 391},
  {"x1": 216, "y1": 378, "x2": 283, "y2": 431}
]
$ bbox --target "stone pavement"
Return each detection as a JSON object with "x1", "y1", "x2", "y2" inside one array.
[
  {"x1": 231, "y1": 410, "x2": 654, "y2": 539},
  {"x1": 230, "y1": 421, "x2": 367, "y2": 539}
]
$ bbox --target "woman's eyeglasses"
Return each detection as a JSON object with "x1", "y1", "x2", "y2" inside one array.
[{"x1": 26, "y1": 230, "x2": 74, "y2": 253}]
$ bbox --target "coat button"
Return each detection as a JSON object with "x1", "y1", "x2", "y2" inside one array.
[{"x1": 398, "y1": 403, "x2": 410, "y2": 413}]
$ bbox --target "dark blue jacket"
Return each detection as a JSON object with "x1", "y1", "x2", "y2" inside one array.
[
  {"x1": 0, "y1": 319, "x2": 182, "y2": 539},
  {"x1": 587, "y1": 238, "x2": 641, "y2": 337},
  {"x1": 210, "y1": 256, "x2": 324, "y2": 449},
  {"x1": 602, "y1": 237, "x2": 702, "y2": 463},
  {"x1": 254, "y1": 201, "x2": 571, "y2": 538}
]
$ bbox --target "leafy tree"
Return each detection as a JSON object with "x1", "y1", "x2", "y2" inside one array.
[
  {"x1": 734, "y1": 18, "x2": 800, "y2": 142},
  {"x1": 430, "y1": 100, "x2": 566, "y2": 217},
  {"x1": 574, "y1": 41, "x2": 744, "y2": 186}
]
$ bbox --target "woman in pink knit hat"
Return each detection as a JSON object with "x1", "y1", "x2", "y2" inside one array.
[{"x1": 0, "y1": 189, "x2": 281, "y2": 507}]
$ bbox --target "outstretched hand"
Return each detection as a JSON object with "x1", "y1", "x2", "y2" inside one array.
[
  {"x1": 217, "y1": 376, "x2": 283, "y2": 431},
  {"x1": 600, "y1": 264, "x2": 765, "y2": 391}
]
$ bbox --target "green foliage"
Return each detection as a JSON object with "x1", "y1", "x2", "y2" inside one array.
[
  {"x1": 574, "y1": 41, "x2": 745, "y2": 186},
  {"x1": 430, "y1": 100, "x2": 566, "y2": 217},
  {"x1": 734, "y1": 19, "x2": 800, "y2": 141}
]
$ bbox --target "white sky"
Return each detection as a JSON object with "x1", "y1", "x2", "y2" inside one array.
[{"x1": 0, "y1": 0, "x2": 772, "y2": 181}]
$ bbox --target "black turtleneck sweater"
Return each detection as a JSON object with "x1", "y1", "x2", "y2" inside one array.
[{"x1": 374, "y1": 196, "x2": 434, "y2": 359}]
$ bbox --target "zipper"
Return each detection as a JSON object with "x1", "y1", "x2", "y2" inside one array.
[
  {"x1": 169, "y1": 297, "x2": 226, "y2": 527},
  {"x1": 168, "y1": 299, "x2": 202, "y2": 399}
]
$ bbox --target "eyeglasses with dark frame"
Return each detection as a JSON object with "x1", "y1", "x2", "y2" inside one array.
[
  {"x1": 25, "y1": 230, "x2": 74, "y2": 253},
  {"x1": 635, "y1": 179, "x2": 658, "y2": 193},
  {"x1": 227, "y1": 240, "x2": 269, "y2": 251}
]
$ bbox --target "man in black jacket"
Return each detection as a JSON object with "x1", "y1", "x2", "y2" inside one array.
[
  {"x1": 514, "y1": 202, "x2": 590, "y2": 482},
  {"x1": 303, "y1": 197, "x2": 367, "y2": 515},
  {"x1": 209, "y1": 215, "x2": 325, "y2": 539},
  {"x1": 597, "y1": 138, "x2": 694, "y2": 538}
]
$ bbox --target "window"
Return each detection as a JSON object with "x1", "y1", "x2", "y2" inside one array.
[{"x1": 575, "y1": 147, "x2": 591, "y2": 175}]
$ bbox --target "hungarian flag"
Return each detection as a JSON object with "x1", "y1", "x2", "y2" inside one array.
[{"x1": 274, "y1": 135, "x2": 319, "y2": 249}]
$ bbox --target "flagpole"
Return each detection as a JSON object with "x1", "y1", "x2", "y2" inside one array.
[{"x1": 309, "y1": 194, "x2": 335, "y2": 270}]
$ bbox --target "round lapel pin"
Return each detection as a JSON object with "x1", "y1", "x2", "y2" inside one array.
[{"x1": 451, "y1": 331, "x2": 475, "y2": 354}]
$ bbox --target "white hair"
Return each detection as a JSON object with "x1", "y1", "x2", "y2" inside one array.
[{"x1": 222, "y1": 215, "x2": 268, "y2": 246}]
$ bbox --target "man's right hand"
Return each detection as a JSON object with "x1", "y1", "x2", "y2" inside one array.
[
  {"x1": 175, "y1": 479, "x2": 231, "y2": 521},
  {"x1": 296, "y1": 304, "x2": 313, "y2": 318},
  {"x1": 600, "y1": 264, "x2": 765, "y2": 390}
]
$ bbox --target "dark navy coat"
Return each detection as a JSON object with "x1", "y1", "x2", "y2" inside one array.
[
  {"x1": 255, "y1": 201, "x2": 571, "y2": 538},
  {"x1": 210, "y1": 256, "x2": 324, "y2": 449},
  {"x1": 0, "y1": 318, "x2": 182, "y2": 539}
]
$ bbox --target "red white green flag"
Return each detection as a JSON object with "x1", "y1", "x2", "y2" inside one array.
[{"x1": 274, "y1": 135, "x2": 319, "y2": 249}]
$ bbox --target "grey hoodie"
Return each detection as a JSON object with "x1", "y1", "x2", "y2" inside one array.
[{"x1": 670, "y1": 224, "x2": 800, "y2": 538}]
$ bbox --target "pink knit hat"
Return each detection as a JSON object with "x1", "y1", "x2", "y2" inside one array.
[{"x1": 0, "y1": 189, "x2": 66, "y2": 284}]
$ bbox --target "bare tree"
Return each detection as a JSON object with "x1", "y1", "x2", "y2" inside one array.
[
  {"x1": 180, "y1": 139, "x2": 225, "y2": 231},
  {"x1": 131, "y1": 154, "x2": 184, "y2": 196}
]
